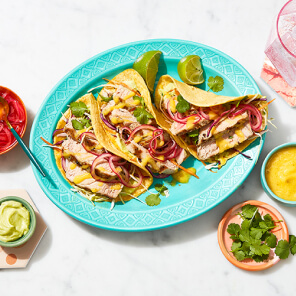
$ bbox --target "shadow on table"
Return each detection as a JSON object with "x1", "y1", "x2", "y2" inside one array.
[
  {"x1": 0, "y1": 227, "x2": 52, "y2": 272},
  {"x1": 0, "y1": 108, "x2": 35, "y2": 173}
]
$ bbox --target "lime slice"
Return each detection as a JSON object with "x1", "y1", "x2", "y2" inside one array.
[
  {"x1": 177, "y1": 55, "x2": 204, "y2": 85},
  {"x1": 133, "y1": 50, "x2": 162, "y2": 93}
]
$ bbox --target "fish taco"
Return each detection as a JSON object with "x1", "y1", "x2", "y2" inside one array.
[
  {"x1": 51, "y1": 93, "x2": 153, "y2": 204},
  {"x1": 154, "y1": 75, "x2": 268, "y2": 167},
  {"x1": 94, "y1": 69, "x2": 189, "y2": 178}
]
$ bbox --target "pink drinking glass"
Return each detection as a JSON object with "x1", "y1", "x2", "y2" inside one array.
[{"x1": 265, "y1": 0, "x2": 296, "y2": 87}]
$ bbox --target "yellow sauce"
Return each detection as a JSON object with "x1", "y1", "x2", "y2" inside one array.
[
  {"x1": 103, "y1": 102, "x2": 126, "y2": 116},
  {"x1": 169, "y1": 98, "x2": 177, "y2": 113},
  {"x1": 234, "y1": 129, "x2": 245, "y2": 143},
  {"x1": 110, "y1": 117, "x2": 123, "y2": 124},
  {"x1": 70, "y1": 163, "x2": 77, "y2": 170},
  {"x1": 122, "y1": 91, "x2": 135, "y2": 101},
  {"x1": 215, "y1": 136, "x2": 231, "y2": 153},
  {"x1": 73, "y1": 173, "x2": 92, "y2": 184},
  {"x1": 76, "y1": 126, "x2": 92, "y2": 136},
  {"x1": 141, "y1": 156, "x2": 159, "y2": 170},
  {"x1": 110, "y1": 184, "x2": 122, "y2": 190},
  {"x1": 172, "y1": 167, "x2": 196, "y2": 183},
  {"x1": 134, "y1": 136, "x2": 142, "y2": 143},
  {"x1": 113, "y1": 96, "x2": 120, "y2": 104},
  {"x1": 208, "y1": 111, "x2": 218, "y2": 120},
  {"x1": 0, "y1": 201, "x2": 30, "y2": 242},
  {"x1": 186, "y1": 117, "x2": 196, "y2": 130},
  {"x1": 265, "y1": 147, "x2": 296, "y2": 201}
]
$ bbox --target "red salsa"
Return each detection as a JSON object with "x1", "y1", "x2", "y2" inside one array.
[{"x1": 0, "y1": 86, "x2": 27, "y2": 154}]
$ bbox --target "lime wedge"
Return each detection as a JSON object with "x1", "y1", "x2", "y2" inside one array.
[
  {"x1": 177, "y1": 55, "x2": 204, "y2": 85},
  {"x1": 133, "y1": 50, "x2": 162, "y2": 93}
]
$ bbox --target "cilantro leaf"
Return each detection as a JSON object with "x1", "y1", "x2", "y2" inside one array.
[
  {"x1": 263, "y1": 214, "x2": 275, "y2": 228},
  {"x1": 259, "y1": 221, "x2": 275, "y2": 230},
  {"x1": 265, "y1": 233, "x2": 277, "y2": 248},
  {"x1": 231, "y1": 242, "x2": 241, "y2": 252},
  {"x1": 133, "y1": 96, "x2": 145, "y2": 106},
  {"x1": 289, "y1": 235, "x2": 296, "y2": 255},
  {"x1": 233, "y1": 250, "x2": 245, "y2": 261},
  {"x1": 241, "y1": 242, "x2": 251, "y2": 255},
  {"x1": 71, "y1": 119, "x2": 85, "y2": 130},
  {"x1": 250, "y1": 227, "x2": 265, "y2": 240},
  {"x1": 227, "y1": 223, "x2": 240, "y2": 236},
  {"x1": 239, "y1": 229, "x2": 251, "y2": 242},
  {"x1": 241, "y1": 204, "x2": 257, "y2": 219},
  {"x1": 252, "y1": 212, "x2": 263, "y2": 228},
  {"x1": 70, "y1": 101, "x2": 88, "y2": 117},
  {"x1": 176, "y1": 95, "x2": 190, "y2": 113},
  {"x1": 250, "y1": 243, "x2": 270, "y2": 257},
  {"x1": 145, "y1": 194, "x2": 161, "y2": 206},
  {"x1": 241, "y1": 219, "x2": 251, "y2": 230},
  {"x1": 260, "y1": 244, "x2": 271, "y2": 255},
  {"x1": 253, "y1": 254, "x2": 269, "y2": 263},
  {"x1": 207, "y1": 76, "x2": 224, "y2": 92},
  {"x1": 134, "y1": 107, "x2": 154, "y2": 124},
  {"x1": 80, "y1": 118, "x2": 91, "y2": 128},
  {"x1": 155, "y1": 184, "x2": 168, "y2": 196},
  {"x1": 99, "y1": 94, "x2": 113, "y2": 102},
  {"x1": 275, "y1": 240, "x2": 290, "y2": 259}
]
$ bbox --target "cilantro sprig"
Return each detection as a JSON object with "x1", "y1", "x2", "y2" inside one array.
[
  {"x1": 134, "y1": 107, "x2": 154, "y2": 124},
  {"x1": 227, "y1": 204, "x2": 295, "y2": 262},
  {"x1": 70, "y1": 101, "x2": 89, "y2": 117},
  {"x1": 72, "y1": 118, "x2": 91, "y2": 130},
  {"x1": 69, "y1": 101, "x2": 92, "y2": 130},
  {"x1": 207, "y1": 76, "x2": 224, "y2": 92},
  {"x1": 176, "y1": 95, "x2": 190, "y2": 113},
  {"x1": 99, "y1": 94, "x2": 113, "y2": 102},
  {"x1": 145, "y1": 184, "x2": 168, "y2": 206}
]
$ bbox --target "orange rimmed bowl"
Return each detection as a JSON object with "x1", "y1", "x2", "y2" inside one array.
[
  {"x1": 0, "y1": 86, "x2": 27, "y2": 155},
  {"x1": 218, "y1": 200, "x2": 289, "y2": 271}
]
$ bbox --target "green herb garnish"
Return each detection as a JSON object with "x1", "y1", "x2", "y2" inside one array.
[
  {"x1": 71, "y1": 119, "x2": 84, "y2": 130},
  {"x1": 155, "y1": 183, "x2": 168, "y2": 196},
  {"x1": 99, "y1": 94, "x2": 113, "y2": 102},
  {"x1": 70, "y1": 101, "x2": 88, "y2": 117},
  {"x1": 289, "y1": 235, "x2": 296, "y2": 255},
  {"x1": 176, "y1": 95, "x2": 190, "y2": 113},
  {"x1": 71, "y1": 118, "x2": 91, "y2": 130},
  {"x1": 145, "y1": 194, "x2": 161, "y2": 206},
  {"x1": 227, "y1": 204, "x2": 295, "y2": 262},
  {"x1": 275, "y1": 240, "x2": 290, "y2": 259},
  {"x1": 134, "y1": 107, "x2": 154, "y2": 124},
  {"x1": 145, "y1": 184, "x2": 169, "y2": 206},
  {"x1": 207, "y1": 76, "x2": 224, "y2": 92}
]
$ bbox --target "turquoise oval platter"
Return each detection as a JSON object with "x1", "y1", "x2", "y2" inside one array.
[{"x1": 29, "y1": 39, "x2": 265, "y2": 231}]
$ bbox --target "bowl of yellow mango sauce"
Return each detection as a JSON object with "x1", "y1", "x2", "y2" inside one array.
[
  {"x1": 261, "y1": 143, "x2": 296, "y2": 207},
  {"x1": 0, "y1": 196, "x2": 36, "y2": 247}
]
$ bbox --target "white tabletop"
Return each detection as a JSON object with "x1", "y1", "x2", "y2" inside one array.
[{"x1": 1, "y1": 0, "x2": 295, "y2": 295}]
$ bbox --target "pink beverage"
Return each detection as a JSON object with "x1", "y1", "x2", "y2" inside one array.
[{"x1": 265, "y1": 0, "x2": 296, "y2": 87}]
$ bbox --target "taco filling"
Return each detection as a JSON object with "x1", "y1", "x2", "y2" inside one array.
[
  {"x1": 49, "y1": 96, "x2": 147, "y2": 203},
  {"x1": 96, "y1": 71, "x2": 188, "y2": 178},
  {"x1": 157, "y1": 82, "x2": 267, "y2": 164}
]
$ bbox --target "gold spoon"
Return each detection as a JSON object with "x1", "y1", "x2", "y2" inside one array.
[{"x1": 0, "y1": 96, "x2": 46, "y2": 177}]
